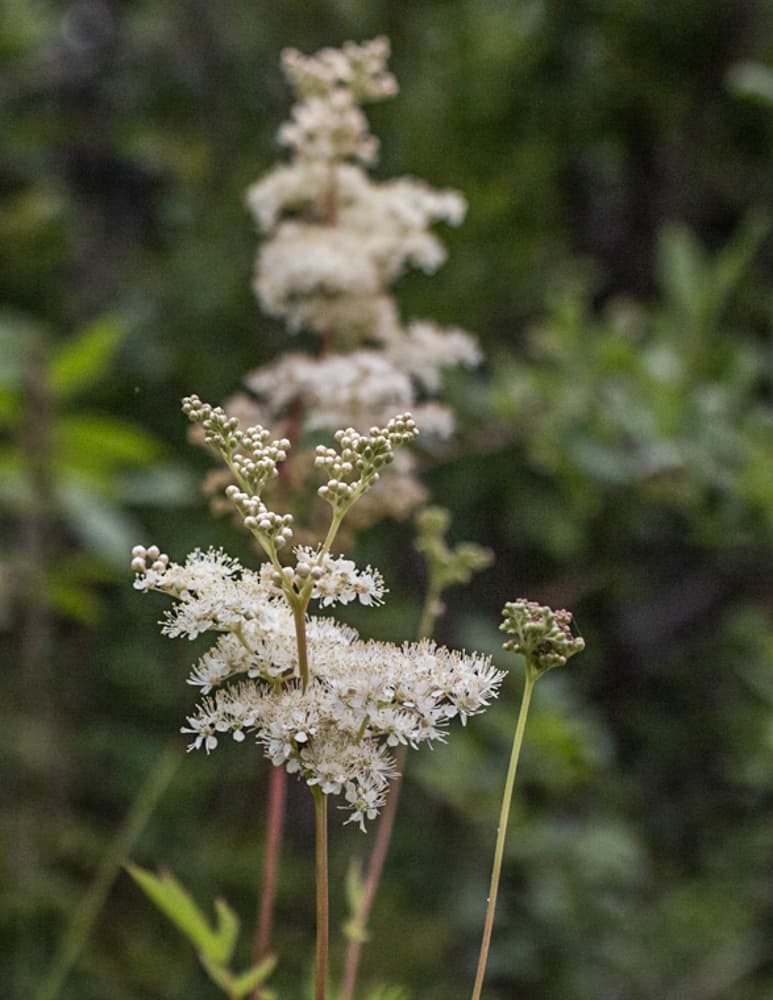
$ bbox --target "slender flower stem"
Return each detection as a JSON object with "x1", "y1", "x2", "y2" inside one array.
[
  {"x1": 252, "y1": 765, "x2": 287, "y2": 977},
  {"x1": 471, "y1": 669, "x2": 536, "y2": 1000},
  {"x1": 292, "y1": 599, "x2": 311, "y2": 691},
  {"x1": 321, "y1": 509, "x2": 344, "y2": 556},
  {"x1": 339, "y1": 585, "x2": 440, "y2": 1000},
  {"x1": 338, "y1": 744, "x2": 406, "y2": 1000},
  {"x1": 312, "y1": 787, "x2": 329, "y2": 1000}
]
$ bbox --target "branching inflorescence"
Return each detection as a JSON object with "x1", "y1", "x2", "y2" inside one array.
[
  {"x1": 211, "y1": 37, "x2": 483, "y2": 538},
  {"x1": 132, "y1": 404, "x2": 503, "y2": 832}
]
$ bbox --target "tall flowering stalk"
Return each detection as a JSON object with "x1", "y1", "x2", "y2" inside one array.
[
  {"x1": 203, "y1": 37, "x2": 486, "y2": 976},
  {"x1": 220, "y1": 37, "x2": 481, "y2": 540},
  {"x1": 339, "y1": 506, "x2": 493, "y2": 1000},
  {"x1": 132, "y1": 400, "x2": 504, "y2": 998},
  {"x1": 472, "y1": 601, "x2": 585, "y2": 999}
]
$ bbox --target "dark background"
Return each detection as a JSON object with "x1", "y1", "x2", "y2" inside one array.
[{"x1": 2, "y1": 1, "x2": 773, "y2": 997}]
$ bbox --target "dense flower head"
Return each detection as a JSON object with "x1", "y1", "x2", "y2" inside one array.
[
  {"x1": 315, "y1": 413, "x2": 419, "y2": 512},
  {"x1": 133, "y1": 544, "x2": 504, "y2": 828},
  {"x1": 281, "y1": 37, "x2": 397, "y2": 104},
  {"x1": 262, "y1": 547, "x2": 387, "y2": 608},
  {"x1": 231, "y1": 39, "x2": 484, "y2": 539},
  {"x1": 500, "y1": 599, "x2": 586, "y2": 674},
  {"x1": 183, "y1": 394, "x2": 291, "y2": 497},
  {"x1": 276, "y1": 38, "x2": 396, "y2": 166}
]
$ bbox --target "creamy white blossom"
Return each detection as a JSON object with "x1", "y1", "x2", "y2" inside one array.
[
  {"x1": 133, "y1": 544, "x2": 504, "y2": 827},
  {"x1": 237, "y1": 39, "x2": 482, "y2": 534}
]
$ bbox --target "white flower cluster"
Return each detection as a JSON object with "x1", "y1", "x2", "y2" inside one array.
[
  {"x1": 262, "y1": 547, "x2": 386, "y2": 608},
  {"x1": 132, "y1": 546, "x2": 504, "y2": 829},
  {"x1": 235, "y1": 40, "x2": 481, "y2": 532}
]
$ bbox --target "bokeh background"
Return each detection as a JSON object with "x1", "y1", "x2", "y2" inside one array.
[{"x1": 3, "y1": 1, "x2": 773, "y2": 998}]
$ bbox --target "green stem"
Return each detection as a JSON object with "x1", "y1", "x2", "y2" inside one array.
[
  {"x1": 312, "y1": 787, "x2": 329, "y2": 1000},
  {"x1": 471, "y1": 669, "x2": 536, "y2": 1000},
  {"x1": 36, "y1": 743, "x2": 181, "y2": 1000},
  {"x1": 291, "y1": 599, "x2": 310, "y2": 691},
  {"x1": 320, "y1": 509, "x2": 344, "y2": 556}
]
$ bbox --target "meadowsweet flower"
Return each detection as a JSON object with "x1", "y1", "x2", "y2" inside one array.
[
  {"x1": 133, "y1": 543, "x2": 504, "y2": 827},
  {"x1": 500, "y1": 599, "x2": 586, "y2": 675},
  {"x1": 232, "y1": 38, "x2": 483, "y2": 542}
]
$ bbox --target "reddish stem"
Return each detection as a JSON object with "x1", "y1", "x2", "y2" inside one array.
[
  {"x1": 338, "y1": 746, "x2": 407, "y2": 1000},
  {"x1": 252, "y1": 765, "x2": 287, "y2": 984}
]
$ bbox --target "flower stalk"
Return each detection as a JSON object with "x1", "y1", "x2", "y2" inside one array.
[
  {"x1": 471, "y1": 600, "x2": 585, "y2": 998},
  {"x1": 252, "y1": 764, "x2": 287, "y2": 969},
  {"x1": 471, "y1": 670, "x2": 534, "y2": 1000},
  {"x1": 312, "y1": 786, "x2": 329, "y2": 1000}
]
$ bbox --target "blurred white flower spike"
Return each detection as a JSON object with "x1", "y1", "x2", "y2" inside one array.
[{"x1": 234, "y1": 38, "x2": 482, "y2": 537}]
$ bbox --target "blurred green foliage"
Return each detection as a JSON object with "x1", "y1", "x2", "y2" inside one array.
[{"x1": 2, "y1": 1, "x2": 773, "y2": 999}]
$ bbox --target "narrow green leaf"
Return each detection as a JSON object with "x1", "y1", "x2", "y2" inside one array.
[
  {"x1": 45, "y1": 577, "x2": 103, "y2": 625},
  {"x1": 656, "y1": 224, "x2": 707, "y2": 326},
  {"x1": 199, "y1": 954, "x2": 236, "y2": 994},
  {"x1": 125, "y1": 864, "x2": 217, "y2": 957},
  {"x1": 210, "y1": 898, "x2": 240, "y2": 965},
  {"x1": 710, "y1": 214, "x2": 769, "y2": 314},
  {"x1": 342, "y1": 916, "x2": 370, "y2": 943},
  {"x1": 229, "y1": 954, "x2": 278, "y2": 997},
  {"x1": 50, "y1": 315, "x2": 124, "y2": 399},
  {"x1": 362, "y1": 986, "x2": 410, "y2": 1000},
  {"x1": 344, "y1": 857, "x2": 364, "y2": 914},
  {"x1": 55, "y1": 414, "x2": 162, "y2": 472}
]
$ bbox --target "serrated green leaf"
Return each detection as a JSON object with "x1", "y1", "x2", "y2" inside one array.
[
  {"x1": 125, "y1": 864, "x2": 219, "y2": 957},
  {"x1": 49, "y1": 315, "x2": 124, "y2": 399}
]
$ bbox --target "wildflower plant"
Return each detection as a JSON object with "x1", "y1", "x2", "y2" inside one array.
[
  {"x1": 215, "y1": 36, "x2": 482, "y2": 540},
  {"x1": 471, "y1": 600, "x2": 586, "y2": 999},
  {"x1": 125, "y1": 37, "x2": 586, "y2": 1000},
  {"x1": 132, "y1": 398, "x2": 504, "y2": 998}
]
